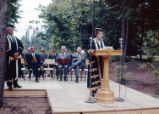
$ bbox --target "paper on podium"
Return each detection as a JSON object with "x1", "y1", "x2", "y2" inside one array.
[
  {"x1": 103, "y1": 46, "x2": 113, "y2": 50},
  {"x1": 97, "y1": 46, "x2": 113, "y2": 50},
  {"x1": 92, "y1": 47, "x2": 122, "y2": 57}
]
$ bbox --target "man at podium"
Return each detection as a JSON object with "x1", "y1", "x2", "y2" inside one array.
[{"x1": 87, "y1": 28, "x2": 105, "y2": 100}]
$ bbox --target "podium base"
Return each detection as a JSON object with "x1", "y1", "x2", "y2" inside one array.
[{"x1": 95, "y1": 88, "x2": 116, "y2": 103}]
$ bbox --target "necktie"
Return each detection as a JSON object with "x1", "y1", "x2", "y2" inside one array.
[
  {"x1": 12, "y1": 36, "x2": 16, "y2": 43},
  {"x1": 79, "y1": 54, "x2": 81, "y2": 58},
  {"x1": 9, "y1": 35, "x2": 14, "y2": 43},
  {"x1": 32, "y1": 53, "x2": 35, "y2": 58},
  {"x1": 98, "y1": 42, "x2": 102, "y2": 49}
]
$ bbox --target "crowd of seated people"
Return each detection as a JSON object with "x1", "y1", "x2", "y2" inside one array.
[{"x1": 20, "y1": 46, "x2": 86, "y2": 83}]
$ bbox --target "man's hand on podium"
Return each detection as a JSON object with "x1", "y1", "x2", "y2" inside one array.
[{"x1": 88, "y1": 49, "x2": 94, "y2": 55}]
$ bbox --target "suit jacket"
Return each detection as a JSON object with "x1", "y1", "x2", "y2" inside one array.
[
  {"x1": 49, "y1": 52, "x2": 57, "y2": 60},
  {"x1": 72, "y1": 52, "x2": 86, "y2": 67},
  {"x1": 25, "y1": 52, "x2": 32, "y2": 67},
  {"x1": 39, "y1": 52, "x2": 48, "y2": 65},
  {"x1": 72, "y1": 52, "x2": 85, "y2": 62},
  {"x1": 29, "y1": 53, "x2": 40, "y2": 68},
  {"x1": 56, "y1": 52, "x2": 71, "y2": 65}
]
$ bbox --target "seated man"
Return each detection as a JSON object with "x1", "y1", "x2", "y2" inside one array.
[
  {"x1": 25, "y1": 47, "x2": 32, "y2": 79},
  {"x1": 56, "y1": 46, "x2": 71, "y2": 81},
  {"x1": 48, "y1": 48, "x2": 57, "y2": 78},
  {"x1": 70, "y1": 47, "x2": 86, "y2": 83},
  {"x1": 39, "y1": 47, "x2": 48, "y2": 78}
]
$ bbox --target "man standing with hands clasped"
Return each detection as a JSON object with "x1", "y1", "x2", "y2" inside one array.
[{"x1": 5, "y1": 24, "x2": 24, "y2": 90}]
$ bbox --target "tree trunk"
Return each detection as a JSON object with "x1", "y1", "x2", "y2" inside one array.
[
  {"x1": 139, "y1": 16, "x2": 145, "y2": 60},
  {"x1": 0, "y1": 0, "x2": 8, "y2": 108}
]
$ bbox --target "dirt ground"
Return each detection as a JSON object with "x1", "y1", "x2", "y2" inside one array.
[
  {"x1": 0, "y1": 97, "x2": 52, "y2": 114},
  {"x1": 109, "y1": 61, "x2": 159, "y2": 99}
]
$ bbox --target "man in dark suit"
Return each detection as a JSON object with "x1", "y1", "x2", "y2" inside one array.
[
  {"x1": 25, "y1": 47, "x2": 32, "y2": 79},
  {"x1": 48, "y1": 48, "x2": 57, "y2": 77},
  {"x1": 39, "y1": 47, "x2": 48, "y2": 65},
  {"x1": 39, "y1": 47, "x2": 48, "y2": 78},
  {"x1": 5, "y1": 24, "x2": 24, "y2": 90},
  {"x1": 49, "y1": 48, "x2": 57, "y2": 59},
  {"x1": 30, "y1": 46, "x2": 40, "y2": 82},
  {"x1": 56, "y1": 46, "x2": 71, "y2": 81},
  {"x1": 69, "y1": 47, "x2": 86, "y2": 83}
]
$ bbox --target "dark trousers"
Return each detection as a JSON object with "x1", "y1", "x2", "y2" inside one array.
[
  {"x1": 50, "y1": 65, "x2": 58, "y2": 77},
  {"x1": 6, "y1": 60, "x2": 21, "y2": 88},
  {"x1": 27, "y1": 65, "x2": 32, "y2": 78},
  {"x1": 71, "y1": 59, "x2": 85, "y2": 82},
  {"x1": 31, "y1": 63, "x2": 39, "y2": 81},
  {"x1": 58, "y1": 65, "x2": 69, "y2": 80},
  {"x1": 40, "y1": 65, "x2": 47, "y2": 78}
]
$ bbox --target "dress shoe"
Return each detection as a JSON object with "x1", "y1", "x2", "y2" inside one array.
[
  {"x1": 14, "y1": 84, "x2": 22, "y2": 88},
  {"x1": 76, "y1": 79, "x2": 79, "y2": 83},
  {"x1": 56, "y1": 76, "x2": 59, "y2": 80},
  {"x1": 7, "y1": 82, "x2": 13, "y2": 90},
  {"x1": 13, "y1": 80, "x2": 22, "y2": 88},
  {"x1": 68, "y1": 67, "x2": 72, "y2": 72},
  {"x1": 35, "y1": 80, "x2": 39, "y2": 83}
]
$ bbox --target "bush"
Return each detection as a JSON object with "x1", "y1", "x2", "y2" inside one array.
[
  {"x1": 113, "y1": 65, "x2": 131, "y2": 85},
  {"x1": 139, "y1": 61, "x2": 159, "y2": 84},
  {"x1": 110, "y1": 56, "x2": 120, "y2": 63}
]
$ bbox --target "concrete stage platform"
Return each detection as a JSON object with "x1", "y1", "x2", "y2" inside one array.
[{"x1": 4, "y1": 79, "x2": 159, "y2": 114}]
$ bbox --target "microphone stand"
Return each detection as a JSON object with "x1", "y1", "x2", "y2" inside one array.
[{"x1": 116, "y1": 38, "x2": 125, "y2": 102}]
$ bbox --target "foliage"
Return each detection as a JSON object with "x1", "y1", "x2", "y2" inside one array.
[
  {"x1": 139, "y1": 61, "x2": 159, "y2": 77},
  {"x1": 38, "y1": 0, "x2": 123, "y2": 51},
  {"x1": 21, "y1": 28, "x2": 49, "y2": 51},
  {"x1": 109, "y1": 56, "x2": 120, "y2": 63},
  {"x1": 139, "y1": 60, "x2": 159, "y2": 84},
  {"x1": 36, "y1": 0, "x2": 159, "y2": 59},
  {"x1": 7, "y1": 0, "x2": 21, "y2": 25},
  {"x1": 39, "y1": 0, "x2": 79, "y2": 51},
  {"x1": 113, "y1": 65, "x2": 131, "y2": 85},
  {"x1": 142, "y1": 30, "x2": 159, "y2": 59}
]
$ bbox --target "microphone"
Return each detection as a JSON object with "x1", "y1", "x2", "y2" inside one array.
[
  {"x1": 89, "y1": 37, "x2": 93, "y2": 49},
  {"x1": 119, "y1": 38, "x2": 123, "y2": 50}
]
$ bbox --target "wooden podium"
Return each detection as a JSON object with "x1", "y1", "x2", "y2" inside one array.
[{"x1": 92, "y1": 48, "x2": 122, "y2": 103}]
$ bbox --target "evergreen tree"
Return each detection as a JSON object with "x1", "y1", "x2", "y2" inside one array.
[{"x1": 7, "y1": 0, "x2": 21, "y2": 25}]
